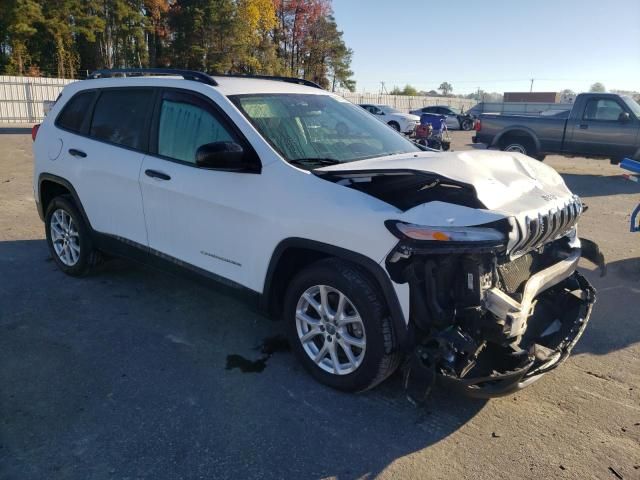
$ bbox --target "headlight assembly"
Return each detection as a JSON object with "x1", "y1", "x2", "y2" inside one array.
[{"x1": 385, "y1": 220, "x2": 506, "y2": 246}]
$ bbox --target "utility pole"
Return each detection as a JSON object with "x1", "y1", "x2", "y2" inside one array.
[
  {"x1": 530, "y1": 78, "x2": 534, "y2": 92},
  {"x1": 380, "y1": 81, "x2": 388, "y2": 95}
]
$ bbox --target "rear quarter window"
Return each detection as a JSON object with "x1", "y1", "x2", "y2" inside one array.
[
  {"x1": 55, "y1": 91, "x2": 96, "y2": 133},
  {"x1": 90, "y1": 89, "x2": 154, "y2": 150}
]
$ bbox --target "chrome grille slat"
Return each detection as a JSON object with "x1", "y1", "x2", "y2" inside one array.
[
  {"x1": 573, "y1": 204, "x2": 580, "y2": 229},
  {"x1": 560, "y1": 202, "x2": 572, "y2": 233},
  {"x1": 558, "y1": 207, "x2": 567, "y2": 233},
  {"x1": 539, "y1": 210, "x2": 556, "y2": 245},
  {"x1": 551, "y1": 208, "x2": 561, "y2": 238},
  {"x1": 510, "y1": 198, "x2": 582, "y2": 257},
  {"x1": 518, "y1": 217, "x2": 540, "y2": 253},
  {"x1": 530, "y1": 214, "x2": 547, "y2": 249},
  {"x1": 566, "y1": 202, "x2": 577, "y2": 232},
  {"x1": 510, "y1": 216, "x2": 527, "y2": 253}
]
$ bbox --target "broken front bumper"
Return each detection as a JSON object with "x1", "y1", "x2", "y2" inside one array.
[
  {"x1": 484, "y1": 248, "x2": 581, "y2": 338},
  {"x1": 440, "y1": 271, "x2": 595, "y2": 398}
]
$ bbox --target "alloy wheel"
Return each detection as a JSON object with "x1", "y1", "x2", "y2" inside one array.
[
  {"x1": 295, "y1": 285, "x2": 366, "y2": 375},
  {"x1": 504, "y1": 143, "x2": 527, "y2": 154},
  {"x1": 50, "y1": 209, "x2": 80, "y2": 266}
]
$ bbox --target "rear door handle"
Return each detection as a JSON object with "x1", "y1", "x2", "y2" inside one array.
[
  {"x1": 68, "y1": 148, "x2": 87, "y2": 158},
  {"x1": 579, "y1": 124, "x2": 589, "y2": 129},
  {"x1": 145, "y1": 169, "x2": 171, "y2": 181}
]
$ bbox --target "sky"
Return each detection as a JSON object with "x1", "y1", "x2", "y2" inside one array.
[{"x1": 332, "y1": 0, "x2": 640, "y2": 95}]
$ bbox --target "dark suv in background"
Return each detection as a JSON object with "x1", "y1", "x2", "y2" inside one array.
[{"x1": 409, "y1": 105, "x2": 474, "y2": 130}]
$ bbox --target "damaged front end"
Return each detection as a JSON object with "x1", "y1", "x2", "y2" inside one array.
[
  {"x1": 313, "y1": 164, "x2": 603, "y2": 400},
  {"x1": 385, "y1": 219, "x2": 599, "y2": 401}
]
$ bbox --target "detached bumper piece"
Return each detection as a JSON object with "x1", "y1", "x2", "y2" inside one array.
[{"x1": 439, "y1": 272, "x2": 594, "y2": 398}]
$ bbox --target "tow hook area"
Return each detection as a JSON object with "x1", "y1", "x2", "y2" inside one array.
[{"x1": 403, "y1": 272, "x2": 596, "y2": 400}]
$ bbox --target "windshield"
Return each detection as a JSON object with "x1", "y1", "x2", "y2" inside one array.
[
  {"x1": 231, "y1": 94, "x2": 420, "y2": 165},
  {"x1": 623, "y1": 96, "x2": 640, "y2": 118}
]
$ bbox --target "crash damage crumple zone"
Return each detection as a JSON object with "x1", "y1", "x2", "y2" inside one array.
[
  {"x1": 316, "y1": 150, "x2": 604, "y2": 400},
  {"x1": 391, "y1": 238, "x2": 597, "y2": 401}
]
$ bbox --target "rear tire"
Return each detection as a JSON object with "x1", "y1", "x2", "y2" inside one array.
[
  {"x1": 501, "y1": 137, "x2": 544, "y2": 159},
  {"x1": 461, "y1": 118, "x2": 473, "y2": 131},
  {"x1": 284, "y1": 258, "x2": 401, "y2": 392},
  {"x1": 45, "y1": 196, "x2": 99, "y2": 277}
]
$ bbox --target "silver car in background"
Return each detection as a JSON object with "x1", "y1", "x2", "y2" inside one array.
[{"x1": 359, "y1": 104, "x2": 420, "y2": 134}]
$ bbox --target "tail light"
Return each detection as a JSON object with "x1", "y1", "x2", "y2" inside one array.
[
  {"x1": 474, "y1": 119, "x2": 481, "y2": 132},
  {"x1": 31, "y1": 124, "x2": 40, "y2": 141}
]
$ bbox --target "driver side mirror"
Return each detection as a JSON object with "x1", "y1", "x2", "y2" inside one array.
[
  {"x1": 619, "y1": 112, "x2": 631, "y2": 122},
  {"x1": 195, "y1": 141, "x2": 248, "y2": 171}
]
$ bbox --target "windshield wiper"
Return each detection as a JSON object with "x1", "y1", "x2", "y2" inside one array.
[{"x1": 289, "y1": 157, "x2": 341, "y2": 168}]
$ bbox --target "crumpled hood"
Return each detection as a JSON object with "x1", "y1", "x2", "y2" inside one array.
[{"x1": 316, "y1": 149, "x2": 575, "y2": 217}]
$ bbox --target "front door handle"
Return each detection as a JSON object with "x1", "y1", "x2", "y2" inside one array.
[
  {"x1": 579, "y1": 124, "x2": 589, "y2": 130},
  {"x1": 145, "y1": 169, "x2": 171, "y2": 181},
  {"x1": 68, "y1": 148, "x2": 87, "y2": 158}
]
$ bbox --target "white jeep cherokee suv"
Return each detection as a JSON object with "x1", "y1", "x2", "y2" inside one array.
[{"x1": 33, "y1": 69, "x2": 602, "y2": 399}]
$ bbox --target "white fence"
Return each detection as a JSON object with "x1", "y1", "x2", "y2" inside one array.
[
  {"x1": 0, "y1": 75, "x2": 75, "y2": 122},
  {"x1": 339, "y1": 92, "x2": 476, "y2": 113},
  {"x1": 0, "y1": 75, "x2": 478, "y2": 122}
]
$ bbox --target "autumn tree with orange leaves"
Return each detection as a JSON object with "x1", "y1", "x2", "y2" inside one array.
[{"x1": 0, "y1": 0, "x2": 355, "y2": 90}]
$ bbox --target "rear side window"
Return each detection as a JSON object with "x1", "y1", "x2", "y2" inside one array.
[
  {"x1": 56, "y1": 91, "x2": 95, "y2": 133},
  {"x1": 90, "y1": 89, "x2": 154, "y2": 150}
]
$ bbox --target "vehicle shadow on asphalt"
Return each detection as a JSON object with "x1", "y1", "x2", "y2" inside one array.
[
  {"x1": 0, "y1": 127, "x2": 32, "y2": 134},
  {"x1": 561, "y1": 173, "x2": 640, "y2": 198},
  {"x1": 1, "y1": 239, "x2": 487, "y2": 479},
  {"x1": 574, "y1": 259, "x2": 640, "y2": 357},
  {"x1": 465, "y1": 142, "x2": 486, "y2": 150}
]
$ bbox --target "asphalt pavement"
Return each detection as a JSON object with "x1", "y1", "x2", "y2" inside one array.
[{"x1": 1, "y1": 127, "x2": 639, "y2": 480}]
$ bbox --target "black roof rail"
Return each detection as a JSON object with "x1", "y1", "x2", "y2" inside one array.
[
  {"x1": 87, "y1": 68, "x2": 218, "y2": 86},
  {"x1": 213, "y1": 73, "x2": 322, "y2": 89},
  {"x1": 87, "y1": 69, "x2": 323, "y2": 90}
]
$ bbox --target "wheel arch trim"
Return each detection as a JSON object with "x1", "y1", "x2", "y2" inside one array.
[
  {"x1": 261, "y1": 238, "x2": 411, "y2": 350},
  {"x1": 38, "y1": 173, "x2": 93, "y2": 230}
]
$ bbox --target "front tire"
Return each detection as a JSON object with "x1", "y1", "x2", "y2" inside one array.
[
  {"x1": 45, "y1": 196, "x2": 99, "y2": 276},
  {"x1": 461, "y1": 118, "x2": 473, "y2": 131},
  {"x1": 284, "y1": 258, "x2": 401, "y2": 392},
  {"x1": 388, "y1": 121, "x2": 401, "y2": 132}
]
